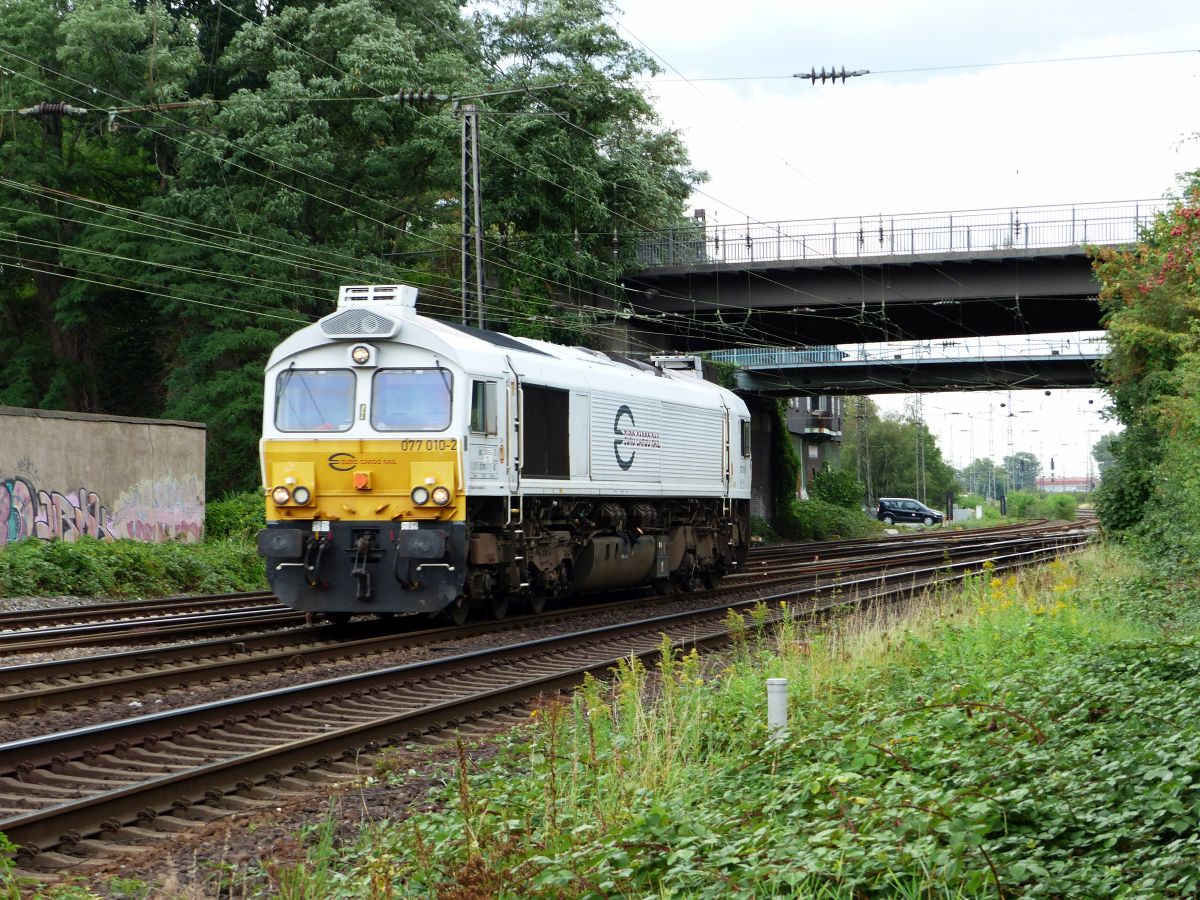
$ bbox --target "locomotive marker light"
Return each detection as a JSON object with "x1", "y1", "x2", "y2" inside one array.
[
  {"x1": 351, "y1": 344, "x2": 373, "y2": 365},
  {"x1": 271, "y1": 485, "x2": 291, "y2": 505},
  {"x1": 431, "y1": 486, "x2": 452, "y2": 506},
  {"x1": 411, "y1": 486, "x2": 431, "y2": 505},
  {"x1": 292, "y1": 486, "x2": 312, "y2": 505}
]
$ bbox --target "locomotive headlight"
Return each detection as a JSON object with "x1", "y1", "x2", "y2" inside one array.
[
  {"x1": 350, "y1": 344, "x2": 372, "y2": 365},
  {"x1": 410, "y1": 486, "x2": 430, "y2": 505},
  {"x1": 431, "y1": 485, "x2": 452, "y2": 506},
  {"x1": 291, "y1": 485, "x2": 311, "y2": 505},
  {"x1": 270, "y1": 485, "x2": 291, "y2": 505}
]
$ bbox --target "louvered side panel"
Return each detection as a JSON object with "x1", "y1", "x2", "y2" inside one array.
[{"x1": 660, "y1": 404, "x2": 725, "y2": 494}]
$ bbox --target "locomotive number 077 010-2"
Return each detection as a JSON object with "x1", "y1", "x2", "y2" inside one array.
[{"x1": 398, "y1": 439, "x2": 458, "y2": 452}]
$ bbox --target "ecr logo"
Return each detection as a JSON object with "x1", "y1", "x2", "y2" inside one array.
[
  {"x1": 328, "y1": 452, "x2": 356, "y2": 472},
  {"x1": 612, "y1": 406, "x2": 660, "y2": 471},
  {"x1": 613, "y1": 405, "x2": 636, "y2": 470}
]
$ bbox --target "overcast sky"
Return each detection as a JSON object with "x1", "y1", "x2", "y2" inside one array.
[{"x1": 617, "y1": 0, "x2": 1200, "y2": 480}]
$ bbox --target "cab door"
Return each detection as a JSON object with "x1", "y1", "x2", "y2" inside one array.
[{"x1": 467, "y1": 379, "x2": 501, "y2": 487}]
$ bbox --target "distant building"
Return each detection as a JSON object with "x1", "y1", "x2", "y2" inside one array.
[
  {"x1": 786, "y1": 395, "x2": 843, "y2": 499},
  {"x1": 1035, "y1": 476, "x2": 1095, "y2": 494}
]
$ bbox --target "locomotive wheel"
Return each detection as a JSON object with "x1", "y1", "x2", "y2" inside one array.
[
  {"x1": 489, "y1": 595, "x2": 510, "y2": 620},
  {"x1": 444, "y1": 598, "x2": 470, "y2": 626},
  {"x1": 526, "y1": 594, "x2": 547, "y2": 615}
]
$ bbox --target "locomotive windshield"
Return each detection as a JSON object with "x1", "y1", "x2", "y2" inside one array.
[
  {"x1": 372, "y1": 368, "x2": 453, "y2": 431},
  {"x1": 275, "y1": 369, "x2": 355, "y2": 432}
]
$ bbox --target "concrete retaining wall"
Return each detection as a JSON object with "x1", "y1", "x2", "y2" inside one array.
[{"x1": 0, "y1": 406, "x2": 206, "y2": 545}]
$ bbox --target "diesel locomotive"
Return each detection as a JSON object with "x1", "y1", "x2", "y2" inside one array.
[{"x1": 255, "y1": 284, "x2": 752, "y2": 623}]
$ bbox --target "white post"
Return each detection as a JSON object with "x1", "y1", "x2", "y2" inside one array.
[{"x1": 767, "y1": 678, "x2": 788, "y2": 738}]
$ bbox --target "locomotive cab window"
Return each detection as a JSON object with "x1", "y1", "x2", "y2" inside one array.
[
  {"x1": 372, "y1": 369, "x2": 452, "y2": 432},
  {"x1": 740, "y1": 420, "x2": 751, "y2": 458},
  {"x1": 275, "y1": 369, "x2": 355, "y2": 432},
  {"x1": 470, "y1": 380, "x2": 497, "y2": 435}
]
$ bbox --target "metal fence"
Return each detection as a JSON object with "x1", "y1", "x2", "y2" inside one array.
[
  {"x1": 708, "y1": 346, "x2": 847, "y2": 367},
  {"x1": 704, "y1": 333, "x2": 1107, "y2": 369},
  {"x1": 634, "y1": 200, "x2": 1167, "y2": 269}
]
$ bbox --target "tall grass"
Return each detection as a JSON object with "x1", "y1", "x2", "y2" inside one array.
[{"x1": 312, "y1": 546, "x2": 1198, "y2": 898}]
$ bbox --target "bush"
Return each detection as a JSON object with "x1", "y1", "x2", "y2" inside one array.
[
  {"x1": 0, "y1": 537, "x2": 267, "y2": 597},
  {"x1": 778, "y1": 498, "x2": 877, "y2": 541},
  {"x1": 1006, "y1": 490, "x2": 1076, "y2": 521},
  {"x1": 809, "y1": 467, "x2": 864, "y2": 510},
  {"x1": 205, "y1": 491, "x2": 266, "y2": 542}
]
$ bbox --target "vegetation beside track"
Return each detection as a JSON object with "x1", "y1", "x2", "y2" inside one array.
[
  {"x1": 0, "y1": 493, "x2": 267, "y2": 598},
  {"x1": 164, "y1": 543, "x2": 1193, "y2": 898}
]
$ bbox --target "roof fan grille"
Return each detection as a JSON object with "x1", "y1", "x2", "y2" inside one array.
[{"x1": 320, "y1": 309, "x2": 397, "y2": 338}]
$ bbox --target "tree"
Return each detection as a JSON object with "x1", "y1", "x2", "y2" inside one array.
[
  {"x1": 840, "y1": 398, "x2": 955, "y2": 503},
  {"x1": 0, "y1": 0, "x2": 707, "y2": 496},
  {"x1": 958, "y1": 457, "x2": 1002, "y2": 498},
  {"x1": 1091, "y1": 433, "x2": 1116, "y2": 478},
  {"x1": 1090, "y1": 171, "x2": 1200, "y2": 536},
  {"x1": 1002, "y1": 451, "x2": 1040, "y2": 492},
  {"x1": 0, "y1": 0, "x2": 200, "y2": 413}
]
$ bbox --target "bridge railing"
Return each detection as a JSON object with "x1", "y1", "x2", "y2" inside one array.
[
  {"x1": 635, "y1": 200, "x2": 1167, "y2": 268},
  {"x1": 705, "y1": 332, "x2": 1108, "y2": 369}
]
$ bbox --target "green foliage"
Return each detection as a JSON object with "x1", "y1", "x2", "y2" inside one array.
[
  {"x1": 286, "y1": 547, "x2": 1200, "y2": 897},
  {"x1": 840, "y1": 398, "x2": 956, "y2": 502},
  {"x1": 0, "y1": 537, "x2": 266, "y2": 597},
  {"x1": 809, "y1": 466, "x2": 864, "y2": 510},
  {"x1": 1001, "y1": 451, "x2": 1040, "y2": 493},
  {"x1": 768, "y1": 399, "x2": 802, "y2": 532},
  {"x1": 1090, "y1": 174, "x2": 1200, "y2": 537},
  {"x1": 0, "y1": 0, "x2": 704, "y2": 497},
  {"x1": 204, "y1": 491, "x2": 266, "y2": 542},
  {"x1": 749, "y1": 515, "x2": 780, "y2": 543},
  {"x1": 1005, "y1": 490, "x2": 1077, "y2": 521},
  {"x1": 784, "y1": 498, "x2": 877, "y2": 540}
]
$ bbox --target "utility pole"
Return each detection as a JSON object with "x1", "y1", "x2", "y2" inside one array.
[
  {"x1": 460, "y1": 103, "x2": 485, "y2": 328},
  {"x1": 379, "y1": 84, "x2": 563, "y2": 329}
]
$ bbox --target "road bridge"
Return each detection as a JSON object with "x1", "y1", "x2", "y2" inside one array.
[{"x1": 621, "y1": 200, "x2": 1161, "y2": 350}]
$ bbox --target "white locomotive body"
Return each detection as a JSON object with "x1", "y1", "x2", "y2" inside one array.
[{"x1": 256, "y1": 285, "x2": 751, "y2": 621}]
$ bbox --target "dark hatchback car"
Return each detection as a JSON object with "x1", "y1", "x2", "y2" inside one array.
[{"x1": 877, "y1": 497, "x2": 944, "y2": 526}]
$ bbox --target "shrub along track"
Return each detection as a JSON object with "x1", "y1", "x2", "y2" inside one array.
[{"x1": 0, "y1": 521, "x2": 1092, "y2": 874}]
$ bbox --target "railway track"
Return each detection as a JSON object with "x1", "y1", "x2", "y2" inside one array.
[
  {"x1": 0, "y1": 525, "x2": 1084, "y2": 726},
  {"x1": 0, "y1": 520, "x2": 1074, "y2": 657},
  {"x1": 0, "y1": 522, "x2": 1091, "y2": 869}
]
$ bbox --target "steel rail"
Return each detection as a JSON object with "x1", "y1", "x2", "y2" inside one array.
[
  {"x1": 0, "y1": 522, "x2": 1066, "y2": 657},
  {"x1": 0, "y1": 592, "x2": 279, "y2": 630}
]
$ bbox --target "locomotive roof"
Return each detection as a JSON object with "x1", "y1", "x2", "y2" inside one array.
[{"x1": 265, "y1": 287, "x2": 745, "y2": 412}]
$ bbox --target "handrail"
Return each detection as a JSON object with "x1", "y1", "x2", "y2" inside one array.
[{"x1": 633, "y1": 199, "x2": 1168, "y2": 268}]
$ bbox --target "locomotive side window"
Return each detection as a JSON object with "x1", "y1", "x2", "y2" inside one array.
[
  {"x1": 372, "y1": 369, "x2": 452, "y2": 432},
  {"x1": 740, "y1": 419, "x2": 752, "y2": 458},
  {"x1": 470, "y1": 380, "x2": 497, "y2": 435},
  {"x1": 275, "y1": 369, "x2": 355, "y2": 432}
]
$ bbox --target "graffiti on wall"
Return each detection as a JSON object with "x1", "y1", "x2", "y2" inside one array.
[
  {"x1": 0, "y1": 476, "x2": 202, "y2": 546},
  {"x1": 112, "y1": 478, "x2": 203, "y2": 543}
]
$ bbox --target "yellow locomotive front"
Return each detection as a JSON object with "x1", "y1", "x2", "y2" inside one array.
[{"x1": 256, "y1": 286, "x2": 470, "y2": 620}]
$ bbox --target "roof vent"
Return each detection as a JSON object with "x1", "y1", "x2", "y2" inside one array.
[
  {"x1": 320, "y1": 308, "x2": 398, "y2": 339},
  {"x1": 652, "y1": 355, "x2": 706, "y2": 379},
  {"x1": 338, "y1": 284, "x2": 418, "y2": 308}
]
